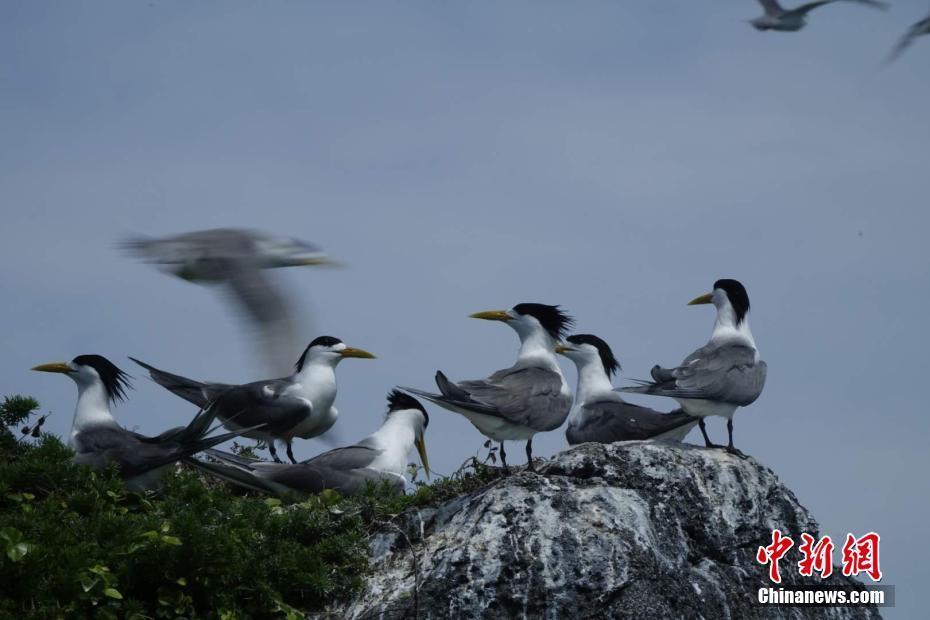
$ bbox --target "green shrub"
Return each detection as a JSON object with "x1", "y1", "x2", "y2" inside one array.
[{"x1": 0, "y1": 396, "x2": 501, "y2": 618}]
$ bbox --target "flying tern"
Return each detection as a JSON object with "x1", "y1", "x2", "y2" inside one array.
[
  {"x1": 556, "y1": 334, "x2": 699, "y2": 445},
  {"x1": 749, "y1": 0, "x2": 887, "y2": 32},
  {"x1": 131, "y1": 336, "x2": 375, "y2": 464},
  {"x1": 31, "y1": 355, "x2": 256, "y2": 492},
  {"x1": 188, "y1": 390, "x2": 430, "y2": 496},
  {"x1": 402, "y1": 303, "x2": 573, "y2": 472},
  {"x1": 885, "y1": 10, "x2": 930, "y2": 63},
  {"x1": 122, "y1": 228, "x2": 335, "y2": 376},
  {"x1": 617, "y1": 279, "x2": 767, "y2": 452}
]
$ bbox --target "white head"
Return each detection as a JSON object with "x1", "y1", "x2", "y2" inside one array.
[
  {"x1": 555, "y1": 334, "x2": 621, "y2": 377},
  {"x1": 470, "y1": 303, "x2": 573, "y2": 344},
  {"x1": 385, "y1": 390, "x2": 430, "y2": 478},
  {"x1": 258, "y1": 234, "x2": 334, "y2": 268},
  {"x1": 688, "y1": 278, "x2": 756, "y2": 348},
  {"x1": 293, "y1": 336, "x2": 376, "y2": 372}
]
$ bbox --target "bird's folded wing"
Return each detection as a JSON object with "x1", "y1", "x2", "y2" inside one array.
[
  {"x1": 457, "y1": 365, "x2": 569, "y2": 430},
  {"x1": 576, "y1": 401, "x2": 697, "y2": 443},
  {"x1": 213, "y1": 382, "x2": 312, "y2": 434}
]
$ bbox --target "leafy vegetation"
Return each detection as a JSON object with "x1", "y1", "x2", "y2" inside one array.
[{"x1": 0, "y1": 395, "x2": 503, "y2": 618}]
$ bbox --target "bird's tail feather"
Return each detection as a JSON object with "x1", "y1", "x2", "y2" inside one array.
[
  {"x1": 184, "y1": 457, "x2": 277, "y2": 495},
  {"x1": 129, "y1": 357, "x2": 209, "y2": 407}
]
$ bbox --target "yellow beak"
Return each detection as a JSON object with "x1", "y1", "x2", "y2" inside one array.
[
  {"x1": 340, "y1": 347, "x2": 376, "y2": 359},
  {"x1": 31, "y1": 362, "x2": 73, "y2": 374},
  {"x1": 687, "y1": 293, "x2": 714, "y2": 306},
  {"x1": 296, "y1": 256, "x2": 343, "y2": 267},
  {"x1": 469, "y1": 310, "x2": 511, "y2": 321},
  {"x1": 415, "y1": 436, "x2": 430, "y2": 480},
  {"x1": 555, "y1": 344, "x2": 572, "y2": 355}
]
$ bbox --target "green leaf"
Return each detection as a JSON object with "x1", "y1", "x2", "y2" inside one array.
[
  {"x1": 161, "y1": 536, "x2": 182, "y2": 546},
  {"x1": 176, "y1": 577, "x2": 187, "y2": 586},
  {"x1": 103, "y1": 588, "x2": 123, "y2": 600},
  {"x1": 7, "y1": 542, "x2": 31, "y2": 562},
  {"x1": 81, "y1": 577, "x2": 99, "y2": 592}
]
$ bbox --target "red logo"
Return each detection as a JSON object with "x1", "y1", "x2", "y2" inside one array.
[
  {"x1": 841, "y1": 532, "x2": 882, "y2": 582},
  {"x1": 756, "y1": 529, "x2": 794, "y2": 584},
  {"x1": 797, "y1": 533, "x2": 834, "y2": 579}
]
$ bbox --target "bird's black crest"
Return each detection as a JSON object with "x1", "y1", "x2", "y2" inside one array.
[
  {"x1": 295, "y1": 336, "x2": 344, "y2": 371},
  {"x1": 512, "y1": 303, "x2": 574, "y2": 340},
  {"x1": 72, "y1": 355, "x2": 132, "y2": 403},
  {"x1": 566, "y1": 334, "x2": 621, "y2": 377},
  {"x1": 713, "y1": 279, "x2": 750, "y2": 324},
  {"x1": 387, "y1": 390, "x2": 429, "y2": 427}
]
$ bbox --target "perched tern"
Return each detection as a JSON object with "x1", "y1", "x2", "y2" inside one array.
[
  {"x1": 122, "y1": 228, "x2": 334, "y2": 376},
  {"x1": 130, "y1": 336, "x2": 375, "y2": 464},
  {"x1": 188, "y1": 391, "x2": 430, "y2": 496},
  {"x1": 31, "y1": 355, "x2": 256, "y2": 492},
  {"x1": 617, "y1": 279, "x2": 767, "y2": 452},
  {"x1": 885, "y1": 10, "x2": 930, "y2": 63},
  {"x1": 402, "y1": 303, "x2": 573, "y2": 472},
  {"x1": 556, "y1": 334, "x2": 699, "y2": 445},
  {"x1": 749, "y1": 0, "x2": 887, "y2": 32}
]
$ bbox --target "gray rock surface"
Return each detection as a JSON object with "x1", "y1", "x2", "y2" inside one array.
[{"x1": 343, "y1": 441, "x2": 881, "y2": 619}]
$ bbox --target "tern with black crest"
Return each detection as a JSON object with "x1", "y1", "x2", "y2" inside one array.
[
  {"x1": 131, "y1": 336, "x2": 375, "y2": 463},
  {"x1": 402, "y1": 303, "x2": 573, "y2": 471},
  {"x1": 618, "y1": 279, "x2": 767, "y2": 452},
  {"x1": 189, "y1": 391, "x2": 430, "y2": 497},
  {"x1": 31, "y1": 355, "x2": 256, "y2": 492},
  {"x1": 557, "y1": 334, "x2": 699, "y2": 445},
  {"x1": 749, "y1": 0, "x2": 887, "y2": 32}
]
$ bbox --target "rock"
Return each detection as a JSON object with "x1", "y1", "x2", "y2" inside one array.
[{"x1": 343, "y1": 441, "x2": 881, "y2": 619}]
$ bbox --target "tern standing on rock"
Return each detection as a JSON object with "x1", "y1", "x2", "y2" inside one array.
[
  {"x1": 131, "y1": 336, "x2": 375, "y2": 463},
  {"x1": 402, "y1": 303, "x2": 573, "y2": 472},
  {"x1": 31, "y1": 355, "x2": 257, "y2": 492},
  {"x1": 749, "y1": 0, "x2": 887, "y2": 32},
  {"x1": 557, "y1": 334, "x2": 699, "y2": 445},
  {"x1": 617, "y1": 279, "x2": 767, "y2": 453}
]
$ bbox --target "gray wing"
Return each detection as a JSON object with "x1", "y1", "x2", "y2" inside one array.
[
  {"x1": 211, "y1": 379, "x2": 312, "y2": 435},
  {"x1": 567, "y1": 400, "x2": 698, "y2": 445},
  {"x1": 223, "y1": 260, "x2": 300, "y2": 376},
  {"x1": 620, "y1": 343, "x2": 767, "y2": 406},
  {"x1": 446, "y1": 364, "x2": 572, "y2": 431},
  {"x1": 758, "y1": 0, "x2": 785, "y2": 16},
  {"x1": 885, "y1": 17, "x2": 930, "y2": 64}
]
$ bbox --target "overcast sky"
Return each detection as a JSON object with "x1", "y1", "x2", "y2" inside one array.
[{"x1": 2, "y1": 1, "x2": 928, "y2": 615}]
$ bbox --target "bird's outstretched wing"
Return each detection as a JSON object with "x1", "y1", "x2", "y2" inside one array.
[
  {"x1": 885, "y1": 17, "x2": 930, "y2": 64},
  {"x1": 758, "y1": 0, "x2": 786, "y2": 17},
  {"x1": 618, "y1": 343, "x2": 767, "y2": 406}
]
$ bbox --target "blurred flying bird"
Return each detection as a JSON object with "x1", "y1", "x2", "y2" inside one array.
[
  {"x1": 131, "y1": 336, "x2": 375, "y2": 463},
  {"x1": 556, "y1": 334, "x2": 699, "y2": 445},
  {"x1": 617, "y1": 279, "x2": 767, "y2": 452},
  {"x1": 121, "y1": 228, "x2": 335, "y2": 376},
  {"x1": 188, "y1": 390, "x2": 430, "y2": 496},
  {"x1": 402, "y1": 303, "x2": 573, "y2": 472},
  {"x1": 885, "y1": 10, "x2": 930, "y2": 63},
  {"x1": 749, "y1": 0, "x2": 887, "y2": 32},
  {"x1": 31, "y1": 355, "x2": 258, "y2": 492}
]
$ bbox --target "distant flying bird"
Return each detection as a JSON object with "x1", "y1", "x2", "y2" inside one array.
[
  {"x1": 885, "y1": 10, "x2": 930, "y2": 63},
  {"x1": 749, "y1": 0, "x2": 887, "y2": 32},
  {"x1": 189, "y1": 390, "x2": 430, "y2": 496},
  {"x1": 121, "y1": 228, "x2": 335, "y2": 376},
  {"x1": 31, "y1": 355, "x2": 257, "y2": 492},
  {"x1": 402, "y1": 303, "x2": 573, "y2": 471},
  {"x1": 131, "y1": 336, "x2": 375, "y2": 463},
  {"x1": 617, "y1": 280, "x2": 767, "y2": 452},
  {"x1": 556, "y1": 334, "x2": 699, "y2": 445}
]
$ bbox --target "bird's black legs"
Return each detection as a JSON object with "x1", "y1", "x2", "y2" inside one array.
[
  {"x1": 525, "y1": 438, "x2": 536, "y2": 472},
  {"x1": 698, "y1": 419, "x2": 720, "y2": 448},
  {"x1": 499, "y1": 442, "x2": 509, "y2": 472},
  {"x1": 725, "y1": 419, "x2": 745, "y2": 456},
  {"x1": 286, "y1": 440, "x2": 298, "y2": 464},
  {"x1": 268, "y1": 443, "x2": 283, "y2": 463}
]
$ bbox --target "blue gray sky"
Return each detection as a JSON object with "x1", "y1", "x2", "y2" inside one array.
[{"x1": 2, "y1": 1, "x2": 927, "y2": 615}]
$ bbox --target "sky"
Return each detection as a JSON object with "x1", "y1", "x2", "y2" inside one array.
[{"x1": 1, "y1": 0, "x2": 928, "y2": 615}]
